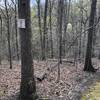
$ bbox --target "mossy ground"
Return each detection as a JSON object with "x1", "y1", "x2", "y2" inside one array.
[{"x1": 81, "y1": 81, "x2": 100, "y2": 100}]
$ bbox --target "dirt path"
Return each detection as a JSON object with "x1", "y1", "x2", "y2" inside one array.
[{"x1": 81, "y1": 72, "x2": 100, "y2": 100}]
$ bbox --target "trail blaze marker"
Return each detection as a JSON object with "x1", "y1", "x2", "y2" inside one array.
[{"x1": 18, "y1": 19, "x2": 25, "y2": 28}]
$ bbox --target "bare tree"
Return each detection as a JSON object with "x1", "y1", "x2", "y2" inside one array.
[
  {"x1": 57, "y1": 0, "x2": 64, "y2": 82},
  {"x1": 36, "y1": 0, "x2": 44, "y2": 60},
  {"x1": 18, "y1": 0, "x2": 37, "y2": 100},
  {"x1": 42, "y1": 0, "x2": 48, "y2": 60},
  {"x1": 49, "y1": 0, "x2": 54, "y2": 58},
  {"x1": 78, "y1": 0, "x2": 83, "y2": 61},
  {"x1": 63, "y1": 0, "x2": 71, "y2": 57},
  {"x1": 0, "y1": 15, "x2": 2, "y2": 64},
  {"x1": 14, "y1": 0, "x2": 19, "y2": 60},
  {"x1": 5, "y1": 0, "x2": 12, "y2": 69},
  {"x1": 58, "y1": 0, "x2": 64, "y2": 64},
  {"x1": 84, "y1": 0, "x2": 97, "y2": 72}
]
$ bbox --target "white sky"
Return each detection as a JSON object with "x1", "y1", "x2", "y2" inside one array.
[{"x1": 0, "y1": 0, "x2": 45, "y2": 5}]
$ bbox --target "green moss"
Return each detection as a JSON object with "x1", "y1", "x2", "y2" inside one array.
[{"x1": 81, "y1": 82, "x2": 100, "y2": 100}]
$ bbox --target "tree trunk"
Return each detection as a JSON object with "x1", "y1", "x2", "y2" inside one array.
[
  {"x1": 78, "y1": 1, "x2": 83, "y2": 61},
  {"x1": 49, "y1": 0, "x2": 53, "y2": 58},
  {"x1": 0, "y1": 16, "x2": 2, "y2": 65},
  {"x1": 84, "y1": 0, "x2": 97, "y2": 72},
  {"x1": 36, "y1": 0, "x2": 44, "y2": 60},
  {"x1": 42, "y1": 0, "x2": 48, "y2": 60},
  {"x1": 5, "y1": 0, "x2": 12, "y2": 69},
  {"x1": 18, "y1": 0, "x2": 37, "y2": 100},
  {"x1": 58, "y1": 0, "x2": 64, "y2": 64},
  {"x1": 15, "y1": 3, "x2": 19, "y2": 60},
  {"x1": 63, "y1": 0, "x2": 71, "y2": 57}
]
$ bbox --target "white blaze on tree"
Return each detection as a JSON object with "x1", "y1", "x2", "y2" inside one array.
[{"x1": 18, "y1": 19, "x2": 26, "y2": 28}]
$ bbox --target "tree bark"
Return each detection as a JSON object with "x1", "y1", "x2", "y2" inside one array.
[
  {"x1": 18, "y1": 0, "x2": 37, "y2": 100},
  {"x1": 49, "y1": 0, "x2": 53, "y2": 58},
  {"x1": 36, "y1": 0, "x2": 44, "y2": 60},
  {"x1": 42, "y1": 0, "x2": 48, "y2": 60},
  {"x1": 15, "y1": 2, "x2": 19, "y2": 60},
  {"x1": 58, "y1": 0, "x2": 64, "y2": 64},
  {"x1": 0, "y1": 16, "x2": 2, "y2": 65},
  {"x1": 63, "y1": 0, "x2": 71, "y2": 57},
  {"x1": 5, "y1": 0, "x2": 12, "y2": 69},
  {"x1": 84, "y1": 0, "x2": 97, "y2": 72},
  {"x1": 78, "y1": 1, "x2": 83, "y2": 61}
]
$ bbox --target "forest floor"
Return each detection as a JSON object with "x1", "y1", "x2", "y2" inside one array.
[{"x1": 0, "y1": 58, "x2": 100, "y2": 100}]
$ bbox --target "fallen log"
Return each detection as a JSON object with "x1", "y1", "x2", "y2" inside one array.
[{"x1": 35, "y1": 71, "x2": 47, "y2": 82}]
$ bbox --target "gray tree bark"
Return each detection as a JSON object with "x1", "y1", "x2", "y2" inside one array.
[
  {"x1": 42, "y1": 0, "x2": 48, "y2": 60},
  {"x1": 84, "y1": 0, "x2": 97, "y2": 72},
  {"x1": 18, "y1": 0, "x2": 37, "y2": 100},
  {"x1": 5, "y1": 0, "x2": 12, "y2": 69}
]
